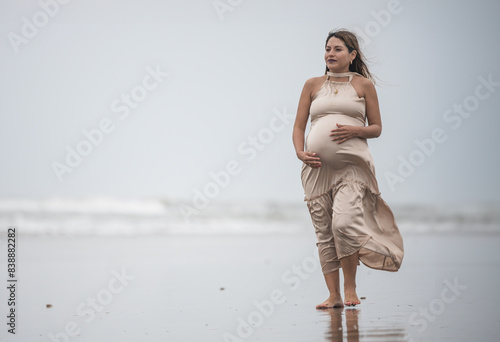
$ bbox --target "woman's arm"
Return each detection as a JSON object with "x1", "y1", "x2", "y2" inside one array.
[
  {"x1": 358, "y1": 78, "x2": 382, "y2": 139},
  {"x1": 293, "y1": 78, "x2": 321, "y2": 168}
]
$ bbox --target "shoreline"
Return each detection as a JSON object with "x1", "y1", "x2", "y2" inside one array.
[{"x1": 0, "y1": 232, "x2": 499, "y2": 341}]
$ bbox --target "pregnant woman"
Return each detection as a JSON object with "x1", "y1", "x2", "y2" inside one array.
[{"x1": 292, "y1": 29, "x2": 404, "y2": 309}]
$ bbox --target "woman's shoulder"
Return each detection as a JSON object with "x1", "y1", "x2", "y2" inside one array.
[
  {"x1": 351, "y1": 73, "x2": 375, "y2": 89},
  {"x1": 352, "y1": 72, "x2": 373, "y2": 83},
  {"x1": 303, "y1": 75, "x2": 327, "y2": 88}
]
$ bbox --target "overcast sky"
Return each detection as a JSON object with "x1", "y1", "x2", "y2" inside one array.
[{"x1": 1, "y1": 0, "x2": 499, "y2": 206}]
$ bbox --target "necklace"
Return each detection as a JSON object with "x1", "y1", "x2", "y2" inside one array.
[{"x1": 326, "y1": 71, "x2": 352, "y2": 94}]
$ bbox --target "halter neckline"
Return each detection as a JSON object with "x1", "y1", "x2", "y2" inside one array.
[{"x1": 326, "y1": 71, "x2": 353, "y2": 77}]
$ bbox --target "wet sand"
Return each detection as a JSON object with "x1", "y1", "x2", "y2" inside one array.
[{"x1": 1, "y1": 231, "x2": 499, "y2": 341}]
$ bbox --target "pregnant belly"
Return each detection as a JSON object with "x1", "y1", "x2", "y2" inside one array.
[{"x1": 305, "y1": 115, "x2": 367, "y2": 170}]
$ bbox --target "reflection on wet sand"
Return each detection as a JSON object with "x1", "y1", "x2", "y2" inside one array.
[{"x1": 319, "y1": 308, "x2": 408, "y2": 341}]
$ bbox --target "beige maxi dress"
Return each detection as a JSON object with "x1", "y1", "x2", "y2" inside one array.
[{"x1": 301, "y1": 71, "x2": 404, "y2": 274}]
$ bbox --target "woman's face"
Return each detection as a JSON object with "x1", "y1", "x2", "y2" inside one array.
[{"x1": 324, "y1": 37, "x2": 356, "y2": 72}]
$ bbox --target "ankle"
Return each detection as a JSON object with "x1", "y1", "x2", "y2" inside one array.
[{"x1": 344, "y1": 284, "x2": 356, "y2": 291}]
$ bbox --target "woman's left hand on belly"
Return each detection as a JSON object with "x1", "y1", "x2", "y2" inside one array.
[{"x1": 329, "y1": 123, "x2": 361, "y2": 144}]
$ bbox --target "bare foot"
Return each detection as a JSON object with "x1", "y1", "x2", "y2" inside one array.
[
  {"x1": 316, "y1": 294, "x2": 344, "y2": 309},
  {"x1": 344, "y1": 288, "x2": 360, "y2": 307}
]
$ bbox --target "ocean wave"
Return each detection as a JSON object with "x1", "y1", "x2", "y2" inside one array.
[{"x1": 0, "y1": 198, "x2": 498, "y2": 236}]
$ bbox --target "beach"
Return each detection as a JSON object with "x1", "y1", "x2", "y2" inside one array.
[
  {"x1": 2, "y1": 0, "x2": 500, "y2": 341},
  {"x1": 1, "y1": 230, "x2": 499, "y2": 342}
]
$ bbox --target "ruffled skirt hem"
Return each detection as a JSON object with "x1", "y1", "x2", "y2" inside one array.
[{"x1": 303, "y1": 177, "x2": 404, "y2": 273}]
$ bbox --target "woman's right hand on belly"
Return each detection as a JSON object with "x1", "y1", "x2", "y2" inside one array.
[{"x1": 297, "y1": 151, "x2": 321, "y2": 168}]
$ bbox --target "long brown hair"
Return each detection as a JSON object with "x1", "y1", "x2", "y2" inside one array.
[{"x1": 324, "y1": 29, "x2": 375, "y2": 84}]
